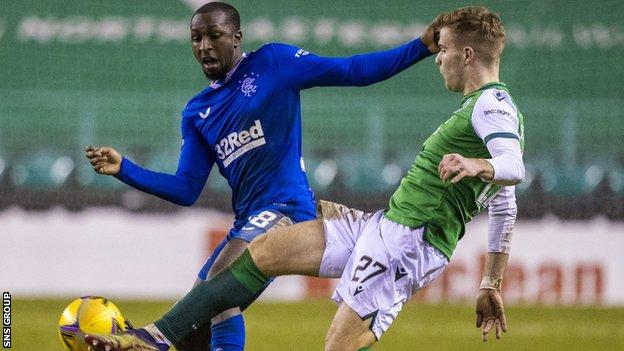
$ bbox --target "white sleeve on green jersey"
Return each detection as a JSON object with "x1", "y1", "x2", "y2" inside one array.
[
  {"x1": 485, "y1": 138, "x2": 524, "y2": 185},
  {"x1": 471, "y1": 88, "x2": 520, "y2": 142},
  {"x1": 487, "y1": 185, "x2": 516, "y2": 254},
  {"x1": 471, "y1": 88, "x2": 524, "y2": 185}
]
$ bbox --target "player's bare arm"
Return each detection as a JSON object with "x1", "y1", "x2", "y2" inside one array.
[
  {"x1": 438, "y1": 153, "x2": 494, "y2": 183},
  {"x1": 84, "y1": 146, "x2": 122, "y2": 176},
  {"x1": 476, "y1": 252, "x2": 509, "y2": 341}
]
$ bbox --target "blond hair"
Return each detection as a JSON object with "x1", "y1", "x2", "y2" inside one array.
[{"x1": 434, "y1": 6, "x2": 506, "y2": 65}]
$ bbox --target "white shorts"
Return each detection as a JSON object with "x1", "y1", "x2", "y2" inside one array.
[{"x1": 317, "y1": 200, "x2": 448, "y2": 340}]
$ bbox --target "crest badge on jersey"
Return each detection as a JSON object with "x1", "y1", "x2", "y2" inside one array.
[
  {"x1": 239, "y1": 72, "x2": 259, "y2": 97},
  {"x1": 493, "y1": 91, "x2": 507, "y2": 101}
]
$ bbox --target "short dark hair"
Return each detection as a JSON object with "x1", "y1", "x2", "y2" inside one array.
[{"x1": 193, "y1": 2, "x2": 241, "y2": 31}]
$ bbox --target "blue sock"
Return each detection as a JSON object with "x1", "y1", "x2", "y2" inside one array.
[{"x1": 210, "y1": 314, "x2": 245, "y2": 351}]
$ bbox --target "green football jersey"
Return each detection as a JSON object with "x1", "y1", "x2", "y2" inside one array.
[{"x1": 385, "y1": 82, "x2": 524, "y2": 259}]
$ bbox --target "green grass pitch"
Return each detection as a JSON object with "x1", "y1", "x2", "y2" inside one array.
[{"x1": 11, "y1": 298, "x2": 624, "y2": 350}]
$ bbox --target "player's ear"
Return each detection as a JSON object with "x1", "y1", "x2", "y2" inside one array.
[
  {"x1": 463, "y1": 46, "x2": 474, "y2": 65},
  {"x1": 234, "y1": 30, "x2": 242, "y2": 48}
]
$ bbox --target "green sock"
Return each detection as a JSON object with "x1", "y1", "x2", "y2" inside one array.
[
  {"x1": 358, "y1": 348, "x2": 371, "y2": 350},
  {"x1": 154, "y1": 249, "x2": 268, "y2": 343}
]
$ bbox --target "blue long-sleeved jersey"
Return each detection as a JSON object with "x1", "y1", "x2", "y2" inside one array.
[{"x1": 115, "y1": 39, "x2": 431, "y2": 230}]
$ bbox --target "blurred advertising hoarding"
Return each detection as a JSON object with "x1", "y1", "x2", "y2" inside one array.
[{"x1": 0, "y1": 208, "x2": 621, "y2": 305}]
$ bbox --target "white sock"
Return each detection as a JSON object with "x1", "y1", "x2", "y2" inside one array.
[{"x1": 144, "y1": 323, "x2": 173, "y2": 346}]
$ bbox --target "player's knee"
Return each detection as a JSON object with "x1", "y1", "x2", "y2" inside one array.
[
  {"x1": 324, "y1": 315, "x2": 376, "y2": 351},
  {"x1": 207, "y1": 239, "x2": 249, "y2": 279}
]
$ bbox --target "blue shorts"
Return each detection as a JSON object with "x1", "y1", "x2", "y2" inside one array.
[{"x1": 198, "y1": 209, "x2": 292, "y2": 281}]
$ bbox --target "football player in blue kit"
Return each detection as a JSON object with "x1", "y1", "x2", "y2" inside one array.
[{"x1": 85, "y1": 2, "x2": 438, "y2": 350}]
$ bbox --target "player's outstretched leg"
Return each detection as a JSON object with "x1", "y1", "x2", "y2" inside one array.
[
  {"x1": 153, "y1": 219, "x2": 326, "y2": 344},
  {"x1": 177, "y1": 212, "x2": 295, "y2": 351},
  {"x1": 82, "y1": 249, "x2": 269, "y2": 351},
  {"x1": 84, "y1": 219, "x2": 326, "y2": 349}
]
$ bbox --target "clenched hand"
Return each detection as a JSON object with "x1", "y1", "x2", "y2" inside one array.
[{"x1": 438, "y1": 153, "x2": 493, "y2": 183}]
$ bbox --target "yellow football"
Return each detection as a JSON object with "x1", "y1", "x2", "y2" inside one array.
[{"x1": 58, "y1": 296, "x2": 129, "y2": 351}]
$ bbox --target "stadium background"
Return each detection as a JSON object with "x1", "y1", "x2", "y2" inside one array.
[{"x1": 1, "y1": 0, "x2": 623, "y2": 350}]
